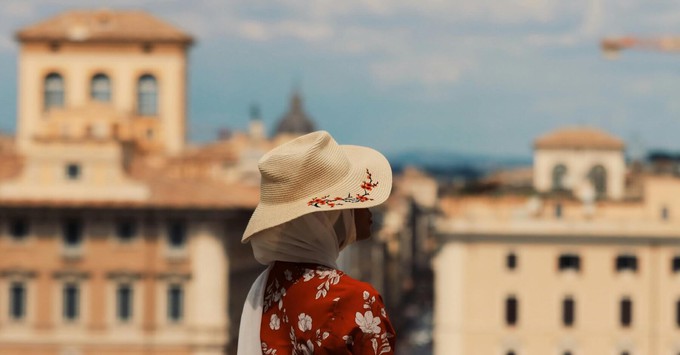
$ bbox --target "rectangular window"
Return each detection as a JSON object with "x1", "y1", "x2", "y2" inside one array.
[
  {"x1": 63, "y1": 283, "x2": 79, "y2": 321},
  {"x1": 168, "y1": 284, "x2": 183, "y2": 322},
  {"x1": 506, "y1": 253, "x2": 517, "y2": 270},
  {"x1": 554, "y1": 203, "x2": 563, "y2": 218},
  {"x1": 562, "y1": 297, "x2": 575, "y2": 327},
  {"x1": 9, "y1": 218, "x2": 29, "y2": 240},
  {"x1": 9, "y1": 282, "x2": 26, "y2": 320},
  {"x1": 616, "y1": 255, "x2": 638, "y2": 272},
  {"x1": 65, "y1": 163, "x2": 81, "y2": 180},
  {"x1": 672, "y1": 256, "x2": 680, "y2": 273},
  {"x1": 559, "y1": 254, "x2": 580, "y2": 271},
  {"x1": 620, "y1": 297, "x2": 632, "y2": 327},
  {"x1": 62, "y1": 219, "x2": 83, "y2": 248},
  {"x1": 167, "y1": 221, "x2": 186, "y2": 249},
  {"x1": 505, "y1": 296, "x2": 518, "y2": 326},
  {"x1": 116, "y1": 220, "x2": 136, "y2": 242},
  {"x1": 117, "y1": 284, "x2": 133, "y2": 322}
]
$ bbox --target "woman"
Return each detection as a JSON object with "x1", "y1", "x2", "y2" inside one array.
[{"x1": 238, "y1": 131, "x2": 396, "y2": 354}]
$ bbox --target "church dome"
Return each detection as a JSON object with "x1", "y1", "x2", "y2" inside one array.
[{"x1": 274, "y1": 91, "x2": 316, "y2": 136}]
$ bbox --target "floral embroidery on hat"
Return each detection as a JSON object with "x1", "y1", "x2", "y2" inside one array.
[{"x1": 308, "y1": 169, "x2": 379, "y2": 208}]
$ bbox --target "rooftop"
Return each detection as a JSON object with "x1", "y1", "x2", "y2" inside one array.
[
  {"x1": 534, "y1": 127, "x2": 625, "y2": 150},
  {"x1": 0, "y1": 146, "x2": 259, "y2": 210},
  {"x1": 16, "y1": 9, "x2": 193, "y2": 45}
]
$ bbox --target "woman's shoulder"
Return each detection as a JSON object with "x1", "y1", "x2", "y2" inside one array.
[
  {"x1": 268, "y1": 262, "x2": 384, "y2": 305},
  {"x1": 327, "y1": 272, "x2": 387, "y2": 316}
]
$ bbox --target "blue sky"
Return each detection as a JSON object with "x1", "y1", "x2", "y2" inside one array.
[{"x1": 2, "y1": 0, "x2": 680, "y2": 158}]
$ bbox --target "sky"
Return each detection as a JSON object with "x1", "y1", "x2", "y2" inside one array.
[{"x1": 2, "y1": 0, "x2": 680, "y2": 158}]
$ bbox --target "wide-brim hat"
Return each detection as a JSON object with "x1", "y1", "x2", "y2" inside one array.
[{"x1": 242, "y1": 130, "x2": 392, "y2": 243}]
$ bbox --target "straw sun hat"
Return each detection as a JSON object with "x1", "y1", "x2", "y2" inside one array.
[{"x1": 242, "y1": 130, "x2": 392, "y2": 243}]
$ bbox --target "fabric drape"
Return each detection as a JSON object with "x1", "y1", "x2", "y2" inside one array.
[{"x1": 237, "y1": 210, "x2": 356, "y2": 354}]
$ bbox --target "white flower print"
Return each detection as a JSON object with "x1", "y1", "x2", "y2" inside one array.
[
  {"x1": 269, "y1": 314, "x2": 280, "y2": 330},
  {"x1": 262, "y1": 342, "x2": 278, "y2": 354},
  {"x1": 302, "y1": 269, "x2": 315, "y2": 282},
  {"x1": 272, "y1": 287, "x2": 287, "y2": 310},
  {"x1": 314, "y1": 329, "x2": 330, "y2": 346},
  {"x1": 362, "y1": 289, "x2": 376, "y2": 309},
  {"x1": 293, "y1": 339, "x2": 315, "y2": 355},
  {"x1": 262, "y1": 264, "x2": 395, "y2": 354},
  {"x1": 314, "y1": 269, "x2": 342, "y2": 299},
  {"x1": 263, "y1": 279, "x2": 287, "y2": 312},
  {"x1": 297, "y1": 313, "x2": 312, "y2": 332},
  {"x1": 355, "y1": 310, "x2": 382, "y2": 334},
  {"x1": 342, "y1": 335, "x2": 355, "y2": 347}
]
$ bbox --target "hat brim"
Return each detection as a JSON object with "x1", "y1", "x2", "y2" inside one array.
[{"x1": 241, "y1": 144, "x2": 392, "y2": 243}]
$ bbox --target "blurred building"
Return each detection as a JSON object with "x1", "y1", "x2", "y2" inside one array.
[
  {"x1": 273, "y1": 90, "x2": 316, "y2": 139},
  {"x1": 0, "y1": 9, "x2": 319, "y2": 355},
  {"x1": 533, "y1": 127, "x2": 626, "y2": 200},
  {"x1": 0, "y1": 8, "x2": 433, "y2": 355},
  {"x1": 434, "y1": 127, "x2": 680, "y2": 355},
  {"x1": 340, "y1": 166, "x2": 439, "y2": 354}
]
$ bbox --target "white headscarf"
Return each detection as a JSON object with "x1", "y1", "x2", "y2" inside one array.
[{"x1": 237, "y1": 210, "x2": 356, "y2": 354}]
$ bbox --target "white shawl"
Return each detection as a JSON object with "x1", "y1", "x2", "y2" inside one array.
[{"x1": 237, "y1": 210, "x2": 356, "y2": 354}]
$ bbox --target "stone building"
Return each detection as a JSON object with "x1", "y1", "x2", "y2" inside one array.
[
  {"x1": 434, "y1": 127, "x2": 680, "y2": 355},
  {"x1": 0, "y1": 10, "x2": 263, "y2": 355},
  {"x1": 533, "y1": 127, "x2": 626, "y2": 200}
]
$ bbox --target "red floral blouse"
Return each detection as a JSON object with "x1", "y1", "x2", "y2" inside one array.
[{"x1": 260, "y1": 261, "x2": 396, "y2": 354}]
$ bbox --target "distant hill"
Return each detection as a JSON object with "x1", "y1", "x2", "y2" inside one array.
[{"x1": 387, "y1": 150, "x2": 532, "y2": 181}]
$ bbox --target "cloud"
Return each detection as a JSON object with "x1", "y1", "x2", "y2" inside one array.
[
  {"x1": 370, "y1": 55, "x2": 471, "y2": 89},
  {"x1": 0, "y1": 37, "x2": 14, "y2": 52},
  {"x1": 2, "y1": 2, "x2": 35, "y2": 18},
  {"x1": 236, "y1": 20, "x2": 333, "y2": 42},
  {"x1": 275, "y1": 0, "x2": 574, "y2": 25},
  {"x1": 580, "y1": 0, "x2": 604, "y2": 36},
  {"x1": 330, "y1": 26, "x2": 411, "y2": 55}
]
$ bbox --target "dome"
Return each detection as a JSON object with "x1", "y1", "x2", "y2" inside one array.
[{"x1": 274, "y1": 91, "x2": 316, "y2": 136}]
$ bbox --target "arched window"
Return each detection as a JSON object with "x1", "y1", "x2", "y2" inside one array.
[
  {"x1": 44, "y1": 72, "x2": 64, "y2": 110},
  {"x1": 552, "y1": 164, "x2": 568, "y2": 190},
  {"x1": 137, "y1": 74, "x2": 158, "y2": 116},
  {"x1": 588, "y1": 165, "x2": 607, "y2": 198},
  {"x1": 91, "y1": 73, "x2": 111, "y2": 101}
]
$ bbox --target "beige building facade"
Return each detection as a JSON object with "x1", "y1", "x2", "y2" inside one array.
[
  {"x1": 0, "y1": 10, "x2": 267, "y2": 355},
  {"x1": 533, "y1": 127, "x2": 626, "y2": 200},
  {"x1": 15, "y1": 9, "x2": 191, "y2": 156},
  {"x1": 435, "y1": 128, "x2": 680, "y2": 355}
]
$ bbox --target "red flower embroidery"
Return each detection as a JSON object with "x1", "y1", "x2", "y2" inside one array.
[{"x1": 308, "y1": 169, "x2": 379, "y2": 208}]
